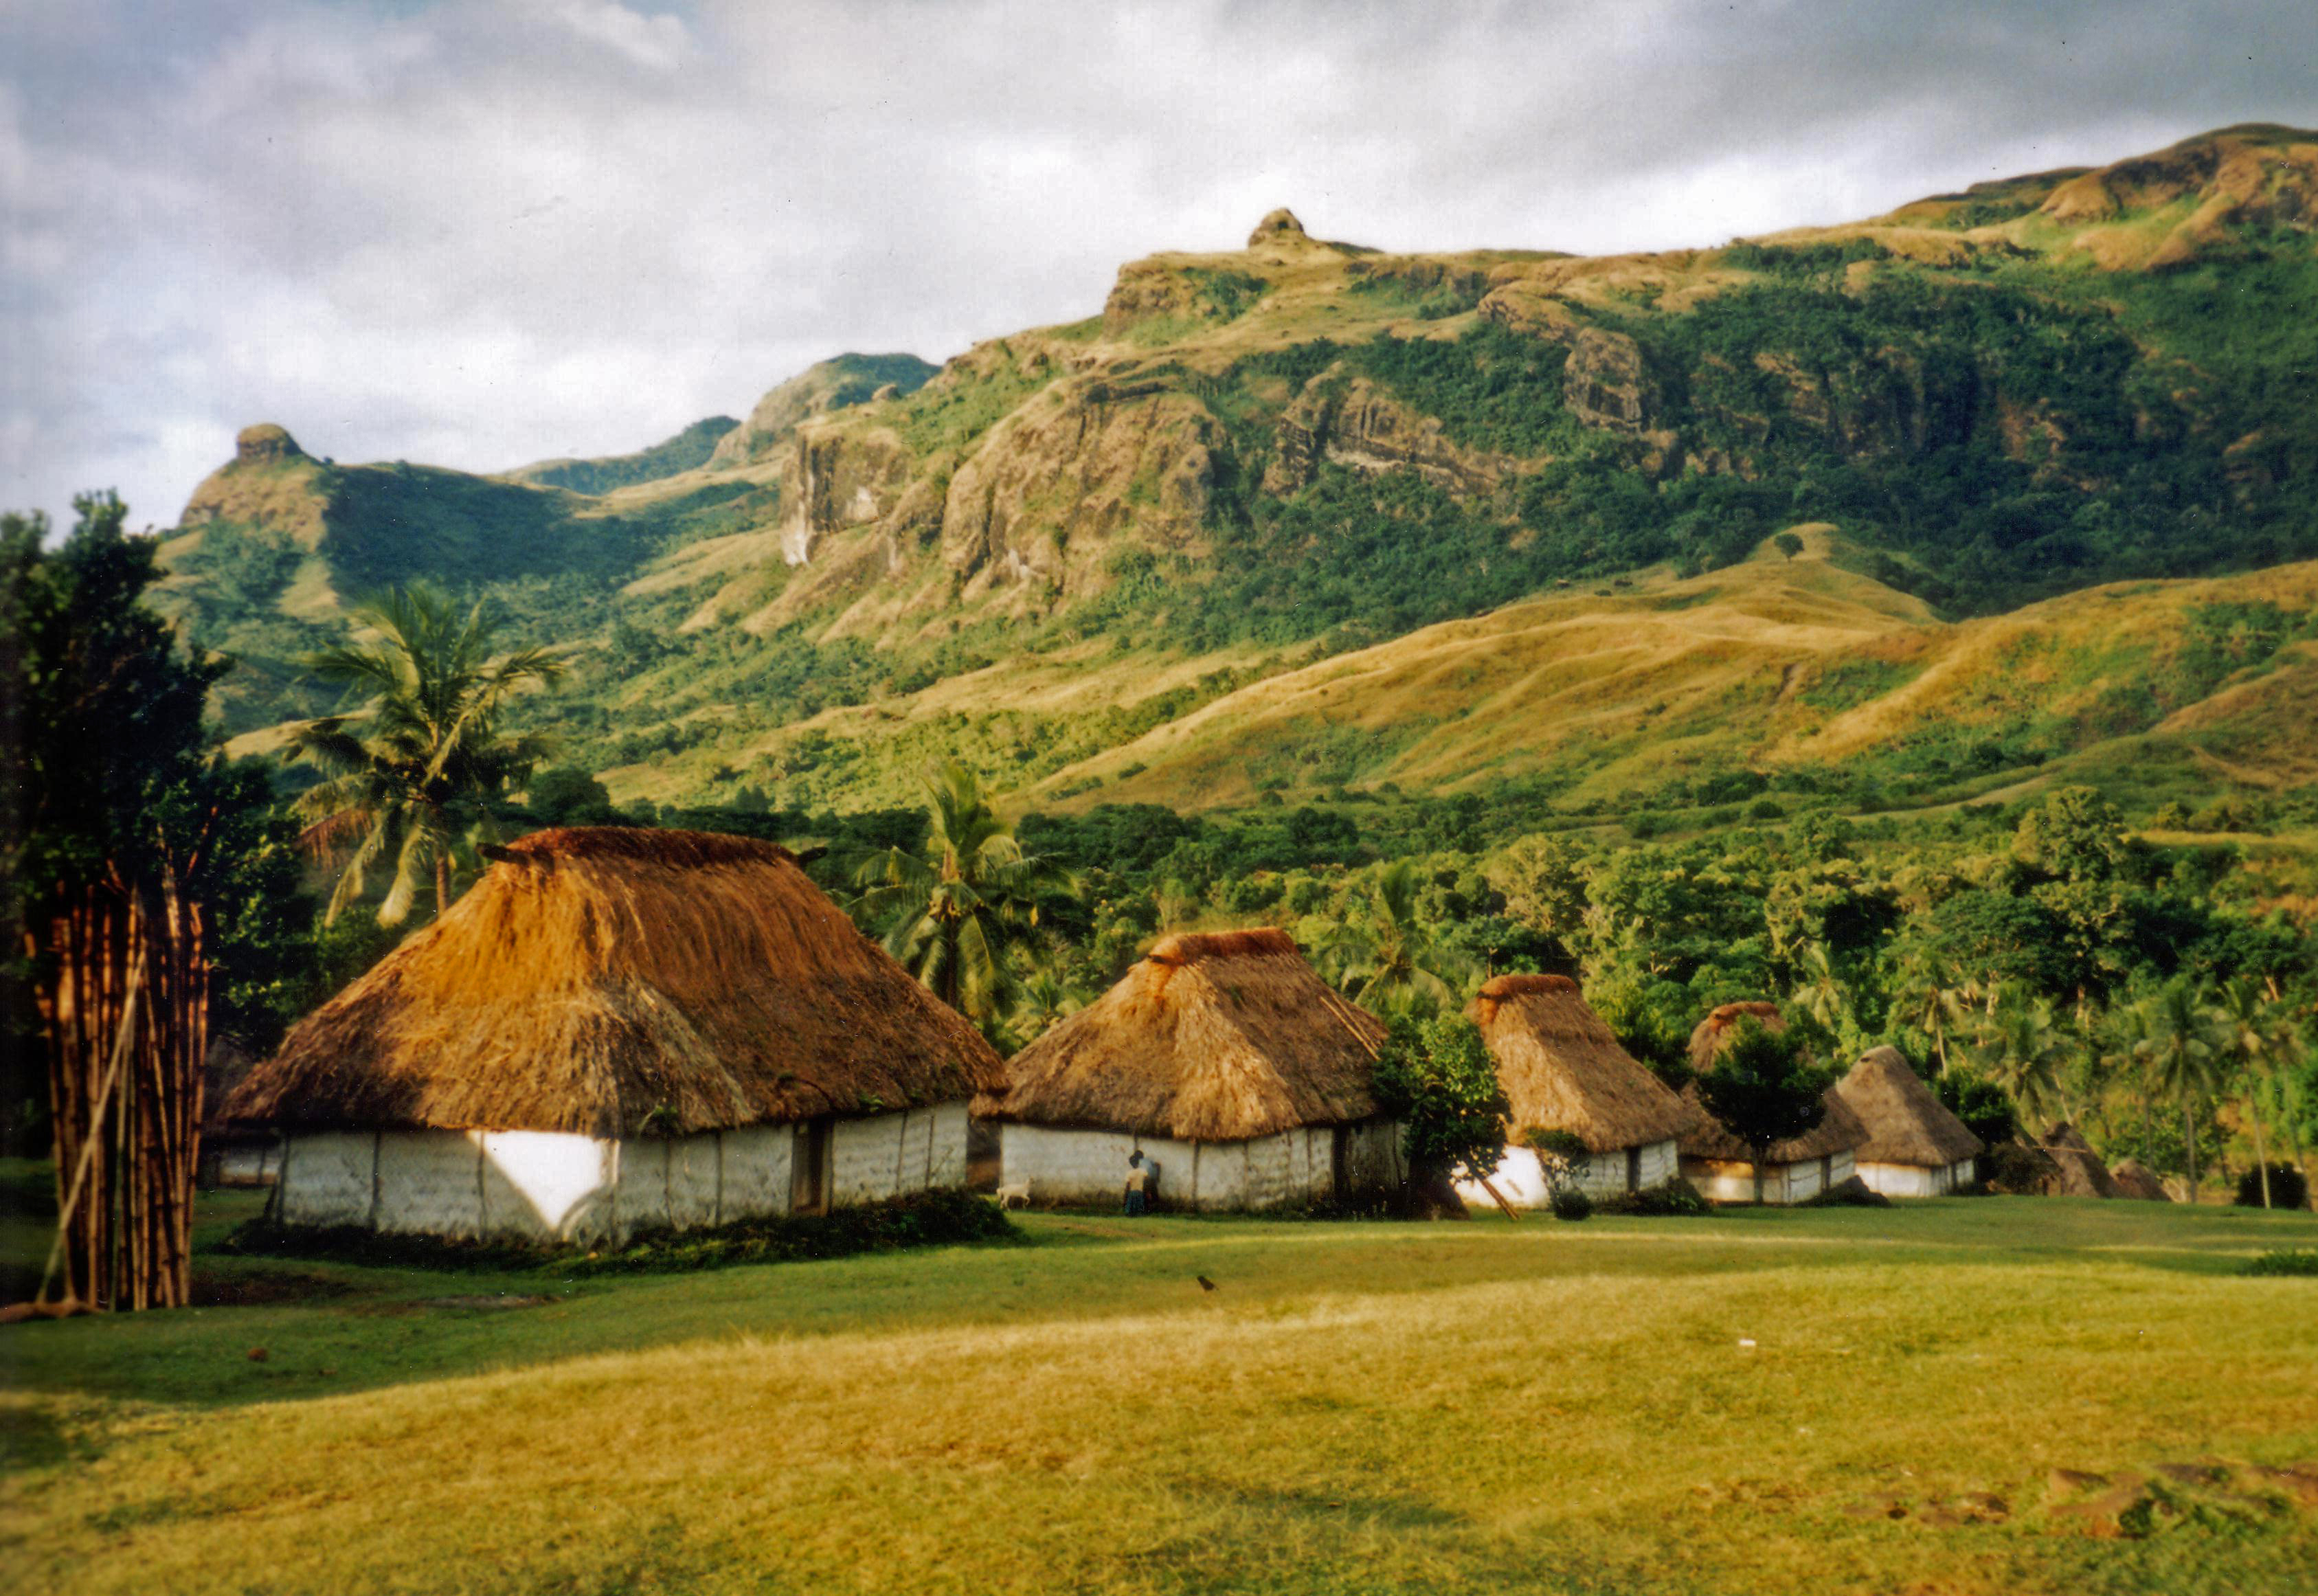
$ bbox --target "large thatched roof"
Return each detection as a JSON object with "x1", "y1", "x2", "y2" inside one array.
[
  {"x1": 225, "y1": 828, "x2": 1003, "y2": 1138},
  {"x1": 1470, "y1": 974, "x2": 1694, "y2": 1154},
  {"x1": 1679, "y1": 1000, "x2": 1865, "y2": 1162},
  {"x1": 977, "y1": 928, "x2": 1386, "y2": 1140},
  {"x1": 1833, "y1": 1047, "x2": 1984, "y2": 1167},
  {"x1": 2110, "y1": 1157, "x2": 2172, "y2": 1201}
]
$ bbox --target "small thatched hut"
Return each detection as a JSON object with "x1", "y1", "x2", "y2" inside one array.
[
  {"x1": 1832, "y1": 1047, "x2": 1983, "y2": 1197},
  {"x1": 2110, "y1": 1157, "x2": 2172, "y2": 1201},
  {"x1": 1679, "y1": 1002, "x2": 1866, "y2": 1204},
  {"x1": 976, "y1": 929, "x2": 1403, "y2": 1210},
  {"x1": 1455, "y1": 974, "x2": 1694, "y2": 1208},
  {"x1": 224, "y1": 828, "x2": 1003, "y2": 1243},
  {"x1": 2037, "y1": 1124, "x2": 2122, "y2": 1199}
]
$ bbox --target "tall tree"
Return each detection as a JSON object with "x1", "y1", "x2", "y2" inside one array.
[
  {"x1": 1970, "y1": 987, "x2": 2067, "y2": 1134},
  {"x1": 1695, "y1": 1015, "x2": 1832, "y2": 1205},
  {"x1": 1, "y1": 494, "x2": 287, "y2": 1310},
  {"x1": 2143, "y1": 978, "x2": 2226, "y2": 1202},
  {"x1": 2214, "y1": 979, "x2": 2288, "y2": 1209},
  {"x1": 288, "y1": 585, "x2": 565, "y2": 925},
  {"x1": 1324, "y1": 859, "x2": 1472, "y2": 1013},
  {"x1": 853, "y1": 762, "x2": 1072, "y2": 1033}
]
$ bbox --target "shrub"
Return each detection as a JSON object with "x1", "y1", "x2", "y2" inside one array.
[
  {"x1": 2241, "y1": 1249, "x2": 2318, "y2": 1277},
  {"x1": 1373, "y1": 1013, "x2": 1510, "y2": 1189},
  {"x1": 2234, "y1": 1164, "x2": 2310, "y2": 1210},
  {"x1": 1549, "y1": 1187, "x2": 1595, "y2": 1221},
  {"x1": 1595, "y1": 1178, "x2": 1711, "y2": 1217}
]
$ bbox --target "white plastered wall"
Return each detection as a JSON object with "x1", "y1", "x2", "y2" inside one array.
[
  {"x1": 1459, "y1": 1136, "x2": 1682, "y2": 1209},
  {"x1": 1857, "y1": 1156, "x2": 1974, "y2": 1198},
  {"x1": 1681, "y1": 1147, "x2": 1856, "y2": 1205},
  {"x1": 997, "y1": 1121, "x2": 1402, "y2": 1211},
  {"x1": 278, "y1": 1104, "x2": 971, "y2": 1244}
]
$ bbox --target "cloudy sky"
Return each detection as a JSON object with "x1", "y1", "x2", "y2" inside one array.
[{"x1": 4, "y1": 0, "x2": 2314, "y2": 529}]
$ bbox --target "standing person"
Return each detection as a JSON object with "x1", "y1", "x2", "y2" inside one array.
[{"x1": 1124, "y1": 1149, "x2": 1152, "y2": 1216}]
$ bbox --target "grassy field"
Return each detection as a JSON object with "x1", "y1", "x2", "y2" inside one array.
[{"x1": 3, "y1": 1190, "x2": 2315, "y2": 1595}]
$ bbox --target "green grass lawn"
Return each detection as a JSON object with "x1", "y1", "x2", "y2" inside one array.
[{"x1": 3, "y1": 1189, "x2": 2315, "y2": 1595}]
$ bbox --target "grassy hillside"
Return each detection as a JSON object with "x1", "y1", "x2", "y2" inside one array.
[
  {"x1": 149, "y1": 124, "x2": 2318, "y2": 818},
  {"x1": 5, "y1": 1188, "x2": 2316, "y2": 1595}
]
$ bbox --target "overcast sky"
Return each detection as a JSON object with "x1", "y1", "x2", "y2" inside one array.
[{"x1": 4, "y1": 0, "x2": 2314, "y2": 530}]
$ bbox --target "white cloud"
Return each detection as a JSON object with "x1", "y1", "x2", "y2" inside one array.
[{"x1": 2, "y1": 0, "x2": 2314, "y2": 527}]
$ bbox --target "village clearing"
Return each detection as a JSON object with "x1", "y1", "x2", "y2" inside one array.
[{"x1": 2, "y1": 1183, "x2": 2315, "y2": 1595}]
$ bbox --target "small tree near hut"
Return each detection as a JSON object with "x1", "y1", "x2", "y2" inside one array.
[
  {"x1": 1694, "y1": 1015, "x2": 1832, "y2": 1204},
  {"x1": 1373, "y1": 1012, "x2": 1508, "y2": 1215}
]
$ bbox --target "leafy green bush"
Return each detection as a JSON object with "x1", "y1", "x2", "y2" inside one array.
[
  {"x1": 1595, "y1": 1178, "x2": 1711, "y2": 1217},
  {"x1": 1549, "y1": 1187, "x2": 1595, "y2": 1221},
  {"x1": 2240, "y1": 1249, "x2": 2318, "y2": 1277},
  {"x1": 2234, "y1": 1164, "x2": 2310, "y2": 1210},
  {"x1": 1373, "y1": 1013, "x2": 1509, "y2": 1188}
]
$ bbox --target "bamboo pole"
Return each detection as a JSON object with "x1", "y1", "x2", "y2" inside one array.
[{"x1": 38, "y1": 941, "x2": 144, "y2": 1309}]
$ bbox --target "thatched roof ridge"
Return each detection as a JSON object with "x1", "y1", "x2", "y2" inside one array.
[
  {"x1": 225, "y1": 827, "x2": 1002, "y2": 1137},
  {"x1": 1468, "y1": 976, "x2": 1693, "y2": 1154},
  {"x1": 1833, "y1": 1047, "x2": 1983, "y2": 1167},
  {"x1": 980, "y1": 926, "x2": 1386, "y2": 1140},
  {"x1": 1687, "y1": 1001, "x2": 1783, "y2": 1072}
]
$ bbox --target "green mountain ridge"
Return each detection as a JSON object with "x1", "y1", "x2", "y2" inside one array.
[{"x1": 153, "y1": 122, "x2": 2318, "y2": 824}]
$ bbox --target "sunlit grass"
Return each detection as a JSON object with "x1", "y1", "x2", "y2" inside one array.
[{"x1": 3, "y1": 1198, "x2": 2315, "y2": 1594}]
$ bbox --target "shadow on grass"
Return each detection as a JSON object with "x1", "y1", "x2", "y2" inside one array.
[{"x1": 4, "y1": 1193, "x2": 2312, "y2": 1419}]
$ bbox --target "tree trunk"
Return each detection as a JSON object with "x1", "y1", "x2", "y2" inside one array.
[
  {"x1": 2183, "y1": 1102, "x2": 2199, "y2": 1202},
  {"x1": 2141, "y1": 1092, "x2": 2152, "y2": 1165},
  {"x1": 436, "y1": 853, "x2": 451, "y2": 922},
  {"x1": 2250, "y1": 1091, "x2": 2272, "y2": 1210}
]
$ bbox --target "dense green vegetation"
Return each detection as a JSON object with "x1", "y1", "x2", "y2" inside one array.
[{"x1": 514, "y1": 415, "x2": 738, "y2": 495}]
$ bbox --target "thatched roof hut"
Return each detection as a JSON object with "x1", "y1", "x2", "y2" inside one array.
[
  {"x1": 1835, "y1": 1048, "x2": 1983, "y2": 1167},
  {"x1": 227, "y1": 827, "x2": 1002, "y2": 1138},
  {"x1": 1676, "y1": 1000, "x2": 1865, "y2": 1201},
  {"x1": 2110, "y1": 1157, "x2": 2172, "y2": 1201},
  {"x1": 1470, "y1": 974, "x2": 1694, "y2": 1154},
  {"x1": 2037, "y1": 1123, "x2": 2122, "y2": 1199},
  {"x1": 980, "y1": 929, "x2": 1385, "y2": 1140}
]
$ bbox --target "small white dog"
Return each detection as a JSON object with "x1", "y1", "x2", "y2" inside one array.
[{"x1": 995, "y1": 1180, "x2": 1033, "y2": 1211}]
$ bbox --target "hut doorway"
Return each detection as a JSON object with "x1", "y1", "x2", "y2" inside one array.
[
  {"x1": 1625, "y1": 1145, "x2": 1641, "y2": 1193},
  {"x1": 1330, "y1": 1126, "x2": 1349, "y2": 1202},
  {"x1": 793, "y1": 1118, "x2": 833, "y2": 1215}
]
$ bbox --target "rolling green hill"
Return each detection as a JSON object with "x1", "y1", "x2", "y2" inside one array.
[{"x1": 151, "y1": 124, "x2": 2318, "y2": 824}]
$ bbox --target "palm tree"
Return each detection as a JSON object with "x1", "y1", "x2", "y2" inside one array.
[
  {"x1": 2098, "y1": 1000, "x2": 2159, "y2": 1163},
  {"x1": 289, "y1": 585, "x2": 566, "y2": 925},
  {"x1": 1788, "y1": 943, "x2": 1853, "y2": 1035},
  {"x1": 1004, "y1": 964, "x2": 1089, "y2": 1051},
  {"x1": 1322, "y1": 859, "x2": 1471, "y2": 1013},
  {"x1": 1893, "y1": 952, "x2": 1969, "y2": 1075},
  {"x1": 1969, "y1": 986, "x2": 2066, "y2": 1134},
  {"x1": 2143, "y1": 978, "x2": 2227, "y2": 1202},
  {"x1": 852, "y1": 762, "x2": 1072, "y2": 1033},
  {"x1": 2214, "y1": 978, "x2": 2288, "y2": 1209}
]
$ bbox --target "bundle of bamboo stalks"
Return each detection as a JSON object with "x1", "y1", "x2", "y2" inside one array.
[{"x1": 32, "y1": 869, "x2": 211, "y2": 1312}]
